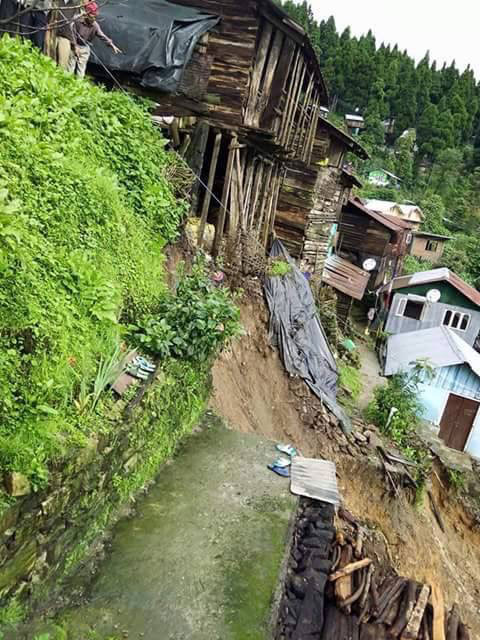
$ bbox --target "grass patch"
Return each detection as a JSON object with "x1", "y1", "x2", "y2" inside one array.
[
  {"x1": 221, "y1": 496, "x2": 292, "y2": 640},
  {"x1": 267, "y1": 258, "x2": 292, "y2": 277},
  {"x1": 339, "y1": 364, "x2": 362, "y2": 400}
]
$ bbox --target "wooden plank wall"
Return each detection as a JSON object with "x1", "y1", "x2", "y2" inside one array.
[
  {"x1": 171, "y1": 0, "x2": 259, "y2": 127},
  {"x1": 275, "y1": 161, "x2": 317, "y2": 257}
]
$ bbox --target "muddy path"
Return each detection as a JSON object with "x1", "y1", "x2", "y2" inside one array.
[{"x1": 211, "y1": 296, "x2": 480, "y2": 635}]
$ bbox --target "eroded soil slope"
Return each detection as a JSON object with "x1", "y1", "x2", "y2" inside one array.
[{"x1": 211, "y1": 293, "x2": 480, "y2": 635}]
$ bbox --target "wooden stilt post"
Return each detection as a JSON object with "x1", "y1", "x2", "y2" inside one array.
[
  {"x1": 185, "y1": 121, "x2": 210, "y2": 216},
  {"x1": 197, "y1": 130, "x2": 222, "y2": 248},
  {"x1": 212, "y1": 135, "x2": 235, "y2": 257}
]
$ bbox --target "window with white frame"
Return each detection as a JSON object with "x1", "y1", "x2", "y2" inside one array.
[
  {"x1": 396, "y1": 298, "x2": 425, "y2": 320},
  {"x1": 442, "y1": 309, "x2": 470, "y2": 331}
]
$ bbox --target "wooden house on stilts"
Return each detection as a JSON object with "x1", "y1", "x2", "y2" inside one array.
[{"x1": 85, "y1": 0, "x2": 367, "y2": 280}]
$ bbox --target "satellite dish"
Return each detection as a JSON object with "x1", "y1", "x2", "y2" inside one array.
[
  {"x1": 363, "y1": 258, "x2": 377, "y2": 272},
  {"x1": 426, "y1": 289, "x2": 441, "y2": 303}
]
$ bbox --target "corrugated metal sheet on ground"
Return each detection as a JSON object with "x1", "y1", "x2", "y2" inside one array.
[
  {"x1": 290, "y1": 457, "x2": 340, "y2": 505},
  {"x1": 322, "y1": 255, "x2": 370, "y2": 301}
]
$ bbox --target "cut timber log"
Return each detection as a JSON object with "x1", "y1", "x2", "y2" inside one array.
[
  {"x1": 330, "y1": 558, "x2": 372, "y2": 582},
  {"x1": 340, "y1": 567, "x2": 368, "y2": 608},
  {"x1": 428, "y1": 491, "x2": 446, "y2": 533},
  {"x1": 389, "y1": 580, "x2": 417, "y2": 635},
  {"x1": 334, "y1": 545, "x2": 353, "y2": 607},
  {"x1": 401, "y1": 584, "x2": 431, "y2": 640},
  {"x1": 431, "y1": 584, "x2": 446, "y2": 640},
  {"x1": 355, "y1": 528, "x2": 365, "y2": 559},
  {"x1": 446, "y1": 603, "x2": 460, "y2": 640}
]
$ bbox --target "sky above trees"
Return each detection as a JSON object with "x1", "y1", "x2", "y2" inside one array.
[{"x1": 308, "y1": 0, "x2": 480, "y2": 79}]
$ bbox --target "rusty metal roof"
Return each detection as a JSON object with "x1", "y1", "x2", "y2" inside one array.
[
  {"x1": 346, "y1": 197, "x2": 407, "y2": 233},
  {"x1": 389, "y1": 268, "x2": 480, "y2": 308},
  {"x1": 322, "y1": 255, "x2": 370, "y2": 301}
]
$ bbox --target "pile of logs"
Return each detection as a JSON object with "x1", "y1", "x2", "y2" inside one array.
[
  {"x1": 325, "y1": 511, "x2": 471, "y2": 639},
  {"x1": 276, "y1": 499, "x2": 471, "y2": 640}
]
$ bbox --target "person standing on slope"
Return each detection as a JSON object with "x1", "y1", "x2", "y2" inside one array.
[{"x1": 70, "y1": 1, "x2": 121, "y2": 77}]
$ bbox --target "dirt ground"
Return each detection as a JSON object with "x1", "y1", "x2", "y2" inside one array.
[{"x1": 211, "y1": 293, "x2": 480, "y2": 636}]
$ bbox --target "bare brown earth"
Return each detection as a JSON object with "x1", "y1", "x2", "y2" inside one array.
[{"x1": 211, "y1": 292, "x2": 480, "y2": 636}]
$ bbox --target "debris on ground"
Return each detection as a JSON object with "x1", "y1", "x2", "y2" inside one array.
[{"x1": 276, "y1": 499, "x2": 473, "y2": 639}]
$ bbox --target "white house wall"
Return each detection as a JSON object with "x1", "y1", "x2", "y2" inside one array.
[{"x1": 385, "y1": 293, "x2": 480, "y2": 347}]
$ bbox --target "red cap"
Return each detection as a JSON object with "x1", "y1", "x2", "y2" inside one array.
[{"x1": 85, "y1": 2, "x2": 99, "y2": 16}]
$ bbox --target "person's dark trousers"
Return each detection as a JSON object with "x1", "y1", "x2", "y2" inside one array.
[
  {"x1": 19, "y1": 9, "x2": 48, "y2": 51},
  {"x1": 0, "y1": 0, "x2": 20, "y2": 36}
]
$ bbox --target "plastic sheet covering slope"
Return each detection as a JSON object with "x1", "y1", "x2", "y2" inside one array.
[
  {"x1": 90, "y1": 0, "x2": 219, "y2": 92},
  {"x1": 264, "y1": 240, "x2": 352, "y2": 433}
]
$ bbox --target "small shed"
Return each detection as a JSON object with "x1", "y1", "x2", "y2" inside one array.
[
  {"x1": 321, "y1": 255, "x2": 370, "y2": 327},
  {"x1": 344, "y1": 114, "x2": 365, "y2": 135},
  {"x1": 337, "y1": 198, "x2": 414, "y2": 288},
  {"x1": 385, "y1": 326, "x2": 480, "y2": 457},
  {"x1": 410, "y1": 231, "x2": 451, "y2": 264},
  {"x1": 381, "y1": 268, "x2": 480, "y2": 349}
]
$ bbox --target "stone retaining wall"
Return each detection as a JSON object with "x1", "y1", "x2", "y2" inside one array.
[{"x1": 0, "y1": 364, "x2": 208, "y2": 621}]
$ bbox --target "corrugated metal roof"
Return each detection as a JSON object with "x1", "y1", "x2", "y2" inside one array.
[
  {"x1": 346, "y1": 197, "x2": 406, "y2": 233},
  {"x1": 381, "y1": 213, "x2": 415, "y2": 230},
  {"x1": 389, "y1": 268, "x2": 480, "y2": 308},
  {"x1": 365, "y1": 199, "x2": 425, "y2": 221},
  {"x1": 384, "y1": 326, "x2": 480, "y2": 379},
  {"x1": 290, "y1": 457, "x2": 340, "y2": 505},
  {"x1": 322, "y1": 255, "x2": 370, "y2": 300},
  {"x1": 414, "y1": 231, "x2": 451, "y2": 240}
]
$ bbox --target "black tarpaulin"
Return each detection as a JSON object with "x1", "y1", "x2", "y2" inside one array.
[
  {"x1": 264, "y1": 240, "x2": 352, "y2": 434},
  {"x1": 89, "y1": 0, "x2": 219, "y2": 93}
]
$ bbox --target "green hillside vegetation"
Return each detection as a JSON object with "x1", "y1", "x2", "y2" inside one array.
[
  {"x1": 280, "y1": 1, "x2": 480, "y2": 286},
  {"x1": 0, "y1": 37, "x2": 239, "y2": 490}
]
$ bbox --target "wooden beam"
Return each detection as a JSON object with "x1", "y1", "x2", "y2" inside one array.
[
  {"x1": 247, "y1": 159, "x2": 265, "y2": 231},
  {"x1": 244, "y1": 21, "x2": 273, "y2": 126},
  {"x1": 198, "y1": 130, "x2": 222, "y2": 248},
  {"x1": 261, "y1": 37, "x2": 295, "y2": 130},
  {"x1": 284, "y1": 59, "x2": 307, "y2": 149},
  {"x1": 228, "y1": 148, "x2": 241, "y2": 241},
  {"x1": 254, "y1": 29, "x2": 284, "y2": 127},
  {"x1": 279, "y1": 48, "x2": 301, "y2": 143},
  {"x1": 255, "y1": 162, "x2": 273, "y2": 241},
  {"x1": 292, "y1": 72, "x2": 314, "y2": 154},
  {"x1": 212, "y1": 135, "x2": 235, "y2": 257}
]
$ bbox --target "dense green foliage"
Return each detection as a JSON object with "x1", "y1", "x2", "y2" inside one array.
[
  {"x1": 366, "y1": 366, "x2": 433, "y2": 482},
  {"x1": 134, "y1": 258, "x2": 242, "y2": 363},
  {"x1": 280, "y1": 1, "x2": 480, "y2": 286},
  {"x1": 0, "y1": 37, "x2": 236, "y2": 487}
]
